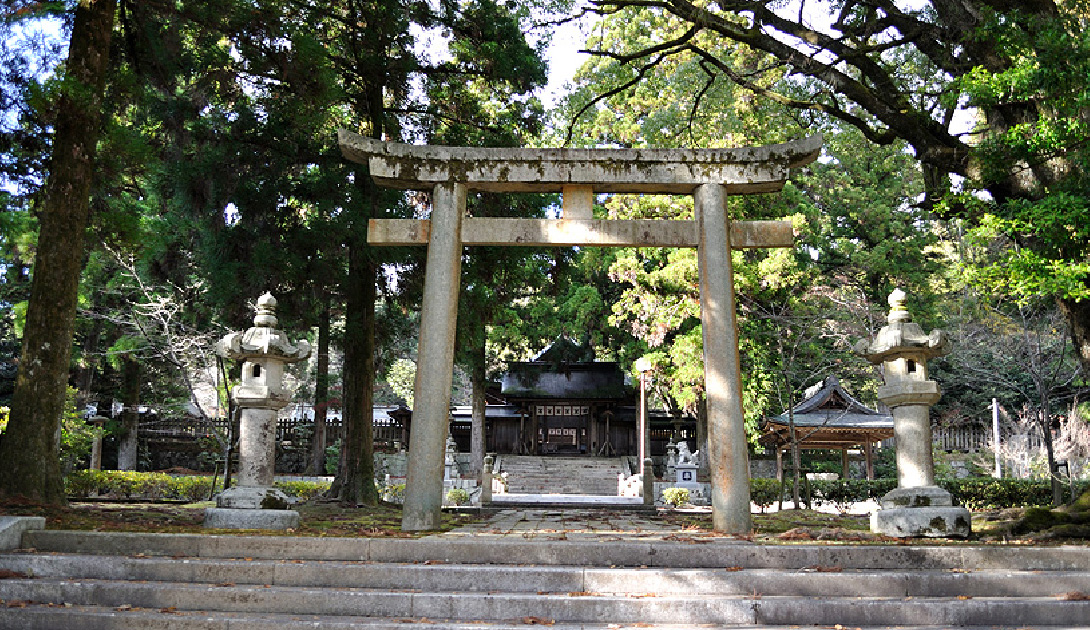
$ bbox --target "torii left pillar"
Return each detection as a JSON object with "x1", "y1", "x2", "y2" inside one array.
[{"x1": 340, "y1": 130, "x2": 821, "y2": 531}]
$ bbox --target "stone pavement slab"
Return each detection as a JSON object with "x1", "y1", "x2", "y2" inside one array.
[{"x1": 435, "y1": 507, "x2": 733, "y2": 541}]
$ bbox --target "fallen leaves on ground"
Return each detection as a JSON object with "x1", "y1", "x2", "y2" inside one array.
[{"x1": 1059, "y1": 591, "x2": 1090, "y2": 600}]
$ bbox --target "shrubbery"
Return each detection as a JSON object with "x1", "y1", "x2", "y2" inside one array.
[
  {"x1": 939, "y1": 477, "x2": 1090, "y2": 510},
  {"x1": 807, "y1": 477, "x2": 1088, "y2": 511},
  {"x1": 66, "y1": 470, "x2": 219, "y2": 501},
  {"x1": 445, "y1": 488, "x2": 469, "y2": 506},
  {"x1": 750, "y1": 478, "x2": 781, "y2": 512},
  {"x1": 65, "y1": 470, "x2": 331, "y2": 502},
  {"x1": 65, "y1": 470, "x2": 1088, "y2": 511},
  {"x1": 274, "y1": 479, "x2": 331, "y2": 502},
  {"x1": 661, "y1": 487, "x2": 690, "y2": 507}
]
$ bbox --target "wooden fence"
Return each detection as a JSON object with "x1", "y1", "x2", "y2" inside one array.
[
  {"x1": 138, "y1": 416, "x2": 1045, "y2": 454},
  {"x1": 138, "y1": 411, "x2": 404, "y2": 449}
]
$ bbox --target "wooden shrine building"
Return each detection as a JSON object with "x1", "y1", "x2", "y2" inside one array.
[
  {"x1": 445, "y1": 338, "x2": 696, "y2": 458},
  {"x1": 759, "y1": 375, "x2": 892, "y2": 480}
]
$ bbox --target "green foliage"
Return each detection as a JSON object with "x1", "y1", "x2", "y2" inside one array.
[
  {"x1": 65, "y1": 470, "x2": 220, "y2": 502},
  {"x1": 945, "y1": 8, "x2": 1090, "y2": 312},
  {"x1": 445, "y1": 487, "x2": 470, "y2": 506},
  {"x1": 382, "y1": 482, "x2": 406, "y2": 504},
  {"x1": 660, "y1": 487, "x2": 690, "y2": 507},
  {"x1": 64, "y1": 470, "x2": 331, "y2": 502},
  {"x1": 961, "y1": 193, "x2": 1090, "y2": 303},
  {"x1": 810, "y1": 479, "x2": 896, "y2": 513},
  {"x1": 939, "y1": 477, "x2": 1090, "y2": 511},
  {"x1": 59, "y1": 386, "x2": 95, "y2": 472},
  {"x1": 805, "y1": 476, "x2": 1090, "y2": 511},
  {"x1": 273, "y1": 480, "x2": 331, "y2": 502},
  {"x1": 386, "y1": 359, "x2": 416, "y2": 409},
  {"x1": 325, "y1": 439, "x2": 341, "y2": 476},
  {"x1": 750, "y1": 478, "x2": 781, "y2": 512}
]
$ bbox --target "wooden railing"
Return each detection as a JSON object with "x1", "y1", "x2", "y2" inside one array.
[{"x1": 878, "y1": 425, "x2": 1046, "y2": 453}]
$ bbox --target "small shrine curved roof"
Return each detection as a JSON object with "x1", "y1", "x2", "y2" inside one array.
[{"x1": 759, "y1": 375, "x2": 892, "y2": 448}]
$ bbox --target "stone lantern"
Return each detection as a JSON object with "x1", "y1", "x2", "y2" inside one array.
[
  {"x1": 204, "y1": 293, "x2": 310, "y2": 530},
  {"x1": 855, "y1": 289, "x2": 970, "y2": 538}
]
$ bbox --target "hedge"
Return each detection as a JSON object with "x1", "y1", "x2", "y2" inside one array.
[
  {"x1": 939, "y1": 477, "x2": 1090, "y2": 510},
  {"x1": 808, "y1": 477, "x2": 1090, "y2": 511},
  {"x1": 66, "y1": 470, "x2": 331, "y2": 502},
  {"x1": 66, "y1": 471, "x2": 1087, "y2": 511}
]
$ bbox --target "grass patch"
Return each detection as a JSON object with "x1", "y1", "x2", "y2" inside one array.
[{"x1": 0, "y1": 499, "x2": 483, "y2": 537}]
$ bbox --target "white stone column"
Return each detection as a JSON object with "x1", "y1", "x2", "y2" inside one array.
[
  {"x1": 236, "y1": 407, "x2": 279, "y2": 487},
  {"x1": 890, "y1": 400, "x2": 938, "y2": 488},
  {"x1": 695, "y1": 183, "x2": 752, "y2": 534},
  {"x1": 403, "y1": 182, "x2": 465, "y2": 531}
]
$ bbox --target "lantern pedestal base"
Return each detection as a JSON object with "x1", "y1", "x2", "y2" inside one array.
[
  {"x1": 204, "y1": 507, "x2": 300, "y2": 530},
  {"x1": 871, "y1": 486, "x2": 970, "y2": 538}
]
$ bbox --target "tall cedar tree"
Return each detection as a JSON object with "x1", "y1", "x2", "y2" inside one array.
[{"x1": 0, "y1": 0, "x2": 117, "y2": 504}]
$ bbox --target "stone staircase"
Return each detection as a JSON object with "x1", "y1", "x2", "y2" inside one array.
[
  {"x1": 498, "y1": 456, "x2": 627, "y2": 495},
  {"x1": 2, "y1": 529, "x2": 1090, "y2": 629}
]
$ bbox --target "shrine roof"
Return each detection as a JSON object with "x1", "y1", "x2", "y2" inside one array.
[{"x1": 763, "y1": 375, "x2": 892, "y2": 431}]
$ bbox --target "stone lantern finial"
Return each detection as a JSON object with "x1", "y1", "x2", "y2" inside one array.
[
  {"x1": 887, "y1": 288, "x2": 910, "y2": 323},
  {"x1": 254, "y1": 292, "x2": 278, "y2": 327}
]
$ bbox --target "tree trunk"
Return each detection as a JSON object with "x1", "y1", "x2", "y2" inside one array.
[
  {"x1": 117, "y1": 356, "x2": 141, "y2": 471},
  {"x1": 1038, "y1": 402, "x2": 1063, "y2": 507},
  {"x1": 0, "y1": 0, "x2": 116, "y2": 504},
  {"x1": 469, "y1": 332, "x2": 486, "y2": 477},
  {"x1": 331, "y1": 171, "x2": 379, "y2": 506},
  {"x1": 1058, "y1": 296, "x2": 1090, "y2": 376},
  {"x1": 75, "y1": 317, "x2": 101, "y2": 411},
  {"x1": 306, "y1": 300, "x2": 331, "y2": 475}
]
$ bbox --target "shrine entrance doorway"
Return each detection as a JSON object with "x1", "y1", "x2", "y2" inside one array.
[{"x1": 339, "y1": 130, "x2": 821, "y2": 532}]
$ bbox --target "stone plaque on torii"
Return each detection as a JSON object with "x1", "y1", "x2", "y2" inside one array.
[{"x1": 339, "y1": 129, "x2": 822, "y2": 532}]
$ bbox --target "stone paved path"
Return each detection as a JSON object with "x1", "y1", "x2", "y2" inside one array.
[{"x1": 434, "y1": 507, "x2": 739, "y2": 542}]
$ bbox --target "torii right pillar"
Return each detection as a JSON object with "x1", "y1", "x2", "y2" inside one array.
[{"x1": 856, "y1": 289, "x2": 970, "y2": 538}]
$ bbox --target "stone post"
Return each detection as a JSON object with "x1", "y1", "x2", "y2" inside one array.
[
  {"x1": 696, "y1": 183, "x2": 752, "y2": 534},
  {"x1": 642, "y1": 457, "x2": 654, "y2": 505},
  {"x1": 481, "y1": 454, "x2": 493, "y2": 505},
  {"x1": 403, "y1": 182, "x2": 465, "y2": 531},
  {"x1": 88, "y1": 416, "x2": 107, "y2": 471},
  {"x1": 856, "y1": 289, "x2": 970, "y2": 538},
  {"x1": 205, "y1": 293, "x2": 310, "y2": 530}
]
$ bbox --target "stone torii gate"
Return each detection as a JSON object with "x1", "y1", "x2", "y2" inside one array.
[{"x1": 339, "y1": 129, "x2": 822, "y2": 532}]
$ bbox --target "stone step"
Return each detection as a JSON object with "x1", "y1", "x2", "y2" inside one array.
[
  {"x1": 3, "y1": 553, "x2": 1089, "y2": 597},
  {"x1": 1, "y1": 578, "x2": 1087, "y2": 627},
  {"x1": 6, "y1": 608, "x2": 1075, "y2": 630},
  {"x1": 18, "y1": 531, "x2": 1090, "y2": 570},
  {"x1": 3, "y1": 532, "x2": 1090, "y2": 629},
  {"x1": 499, "y1": 456, "x2": 627, "y2": 495}
]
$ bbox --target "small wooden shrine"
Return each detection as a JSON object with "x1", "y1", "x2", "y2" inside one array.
[{"x1": 759, "y1": 375, "x2": 892, "y2": 480}]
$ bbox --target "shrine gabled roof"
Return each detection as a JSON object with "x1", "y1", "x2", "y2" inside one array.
[{"x1": 767, "y1": 375, "x2": 892, "y2": 429}]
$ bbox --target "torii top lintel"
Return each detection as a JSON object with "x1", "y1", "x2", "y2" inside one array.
[{"x1": 338, "y1": 130, "x2": 822, "y2": 194}]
